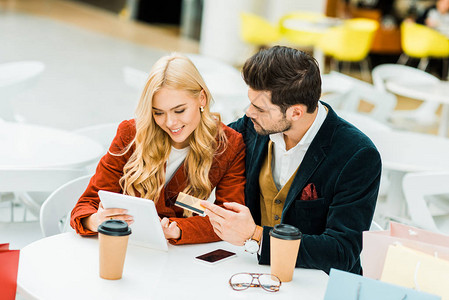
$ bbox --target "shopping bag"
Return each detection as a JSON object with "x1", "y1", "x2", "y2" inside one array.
[
  {"x1": 324, "y1": 268, "x2": 440, "y2": 300},
  {"x1": 381, "y1": 244, "x2": 449, "y2": 300},
  {"x1": 362, "y1": 221, "x2": 449, "y2": 279},
  {"x1": 0, "y1": 243, "x2": 20, "y2": 300}
]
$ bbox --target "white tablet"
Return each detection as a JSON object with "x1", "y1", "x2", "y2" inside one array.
[{"x1": 98, "y1": 190, "x2": 168, "y2": 251}]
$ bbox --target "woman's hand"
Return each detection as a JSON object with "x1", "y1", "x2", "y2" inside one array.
[
  {"x1": 160, "y1": 217, "x2": 181, "y2": 240},
  {"x1": 82, "y1": 203, "x2": 134, "y2": 232}
]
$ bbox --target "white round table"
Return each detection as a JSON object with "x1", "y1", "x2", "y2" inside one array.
[
  {"x1": 368, "y1": 130, "x2": 449, "y2": 218},
  {"x1": 0, "y1": 122, "x2": 104, "y2": 169},
  {"x1": 17, "y1": 233, "x2": 329, "y2": 300}
]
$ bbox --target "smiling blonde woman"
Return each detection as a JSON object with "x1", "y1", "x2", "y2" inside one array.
[{"x1": 70, "y1": 54, "x2": 246, "y2": 244}]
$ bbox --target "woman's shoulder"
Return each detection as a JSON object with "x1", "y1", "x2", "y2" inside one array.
[
  {"x1": 219, "y1": 123, "x2": 245, "y2": 152},
  {"x1": 116, "y1": 119, "x2": 136, "y2": 143}
]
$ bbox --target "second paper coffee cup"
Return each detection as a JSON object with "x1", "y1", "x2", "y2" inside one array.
[
  {"x1": 98, "y1": 219, "x2": 132, "y2": 280},
  {"x1": 269, "y1": 224, "x2": 302, "y2": 282}
]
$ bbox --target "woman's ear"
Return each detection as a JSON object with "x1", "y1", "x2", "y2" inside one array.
[{"x1": 199, "y1": 89, "x2": 207, "y2": 107}]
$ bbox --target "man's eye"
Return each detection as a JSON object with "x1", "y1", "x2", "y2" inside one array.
[{"x1": 175, "y1": 109, "x2": 185, "y2": 114}]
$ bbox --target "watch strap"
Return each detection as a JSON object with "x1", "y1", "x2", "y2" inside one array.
[{"x1": 251, "y1": 225, "x2": 263, "y2": 244}]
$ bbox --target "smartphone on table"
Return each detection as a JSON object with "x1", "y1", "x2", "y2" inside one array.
[{"x1": 195, "y1": 249, "x2": 237, "y2": 264}]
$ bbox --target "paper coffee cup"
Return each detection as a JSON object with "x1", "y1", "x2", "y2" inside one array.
[
  {"x1": 98, "y1": 220, "x2": 132, "y2": 280},
  {"x1": 269, "y1": 224, "x2": 302, "y2": 282}
]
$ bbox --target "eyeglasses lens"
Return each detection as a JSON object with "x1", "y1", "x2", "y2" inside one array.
[
  {"x1": 230, "y1": 273, "x2": 253, "y2": 290},
  {"x1": 259, "y1": 274, "x2": 281, "y2": 292}
]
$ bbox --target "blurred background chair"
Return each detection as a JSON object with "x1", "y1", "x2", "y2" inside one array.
[
  {"x1": 317, "y1": 18, "x2": 379, "y2": 80},
  {"x1": 398, "y1": 21, "x2": 449, "y2": 77},
  {"x1": 0, "y1": 61, "x2": 45, "y2": 122},
  {"x1": 402, "y1": 171, "x2": 449, "y2": 234},
  {"x1": 372, "y1": 63, "x2": 441, "y2": 132},
  {"x1": 0, "y1": 169, "x2": 87, "y2": 221},
  {"x1": 279, "y1": 11, "x2": 327, "y2": 49},
  {"x1": 239, "y1": 12, "x2": 281, "y2": 50},
  {"x1": 40, "y1": 174, "x2": 92, "y2": 237},
  {"x1": 321, "y1": 71, "x2": 396, "y2": 123},
  {"x1": 72, "y1": 122, "x2": 119, "y2": 172}
]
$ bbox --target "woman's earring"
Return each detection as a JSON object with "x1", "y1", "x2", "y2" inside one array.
[{"x1": 200, "y1": 106, "x2": 204, "y2": 112}]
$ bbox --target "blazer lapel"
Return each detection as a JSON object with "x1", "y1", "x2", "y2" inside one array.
[
  {"x1": 246, "y1": 135, "x2": 270, "y2": 224},
  {"x1": 282, "y1": 103, "x2": 338, "y2": 217}
]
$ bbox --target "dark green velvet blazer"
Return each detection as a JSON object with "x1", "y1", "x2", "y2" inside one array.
[{"x1": 228, "y1": 102, "x2": 381, "y2": 274}]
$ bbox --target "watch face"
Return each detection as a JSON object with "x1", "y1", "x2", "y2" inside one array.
[{"x1": 245, "y1": 240, "x2": 259, "y2": 254}]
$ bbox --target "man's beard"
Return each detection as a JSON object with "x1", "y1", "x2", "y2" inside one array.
[{"x1": 252, "y1": 118, "x2": 292, "y2": 135}]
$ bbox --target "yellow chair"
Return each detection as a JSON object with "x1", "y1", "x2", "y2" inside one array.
[
  {"x1": 317, "y1": 18, "x2": 379, "y2": 80},
  {"x1": 239, "y1": 12, "x2": 281, "y2": 48},
  {"x1": 399, "y1": 21, "x2": 449, "y2": 74},
  {"x1": 279, "y1": 11, "x2": 327, "y2": 48}
]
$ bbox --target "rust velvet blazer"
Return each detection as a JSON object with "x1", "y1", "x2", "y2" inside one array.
[{"x1": 70, "y1": 119, "x2": 246, "y2": 245}]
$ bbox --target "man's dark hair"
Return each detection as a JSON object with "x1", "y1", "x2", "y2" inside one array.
[{"x1": 242, "y1": 46, "x2": 321, "y2": 114}]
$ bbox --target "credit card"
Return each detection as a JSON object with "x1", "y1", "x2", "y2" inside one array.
[{"x1": 174, "y1": 192, "x2": 205, "y2": 216}]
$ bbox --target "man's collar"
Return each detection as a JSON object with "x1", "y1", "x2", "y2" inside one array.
[{"x1": 269, "y1": 102, "x2": 327, "y2": 151}]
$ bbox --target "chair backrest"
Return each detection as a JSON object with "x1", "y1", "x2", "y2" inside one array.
[
  {"x1": 402, "y1": 171, "x2": 449, "y2": 233},
  {"x1": 372, "y1": 64, "x2": 441, "y2": 120},
  {"x1": 0, "y1": 169, "x2": 87, "y2": 193},
  {"x1": 239, "y1": 12, "x2": 280, "y2": 46},
  {"x1": 401, "y1": 21, "x2": 449, "y2": 58},
  {"x1": 279, "y1": 11, "x2": 326, "y2": 47},
  {"x1": 40, "y1": 174, "x2": 92, "y2": 237},
  {"x1": 318, "y1": 18, "x2": 379, "y2": 61},
  {"x1": 321, "y1": 71, "x2": 396, "y2": 122},
  {"x1": 73, "y1": 122, "x2": 119, "y2": 150},
  {"x1": 372, "y1": 64, "x2": 440, "y2": 93}
]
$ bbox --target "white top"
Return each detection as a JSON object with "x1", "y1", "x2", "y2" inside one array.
[
  {"x1": 17, "y1": 232, "x2": 329, "y2": 300},
  {"x1": 165, "y1": 146, "x2": 189, "y2": 184},
  {"x1": 269, "y1": 102, "x2": 327, "y2": 190},
  {"x1": 0, "y1": 122, "x2": 104, "y2": 169}
]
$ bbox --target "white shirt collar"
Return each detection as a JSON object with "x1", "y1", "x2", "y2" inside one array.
[{"x1": 269, "y1": 102, "x2": 327, "y2": 153}]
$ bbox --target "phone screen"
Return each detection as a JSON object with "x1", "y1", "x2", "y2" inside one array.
[{"x1": 195, "y1": 249, "x2": 236, "y2": 264}]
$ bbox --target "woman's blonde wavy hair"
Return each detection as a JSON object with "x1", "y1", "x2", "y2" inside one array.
[{"x1": 117, "y1": 54, "x2": 226, "y2": 214}]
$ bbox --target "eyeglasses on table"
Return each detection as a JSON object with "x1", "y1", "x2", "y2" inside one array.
[{"x1": 229, "y1": 273, "x2": 281, "y2": 292}]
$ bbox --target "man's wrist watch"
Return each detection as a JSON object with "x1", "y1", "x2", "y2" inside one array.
[{"x1": 244, "y1": 225, "x2": 263, "y2": 254}]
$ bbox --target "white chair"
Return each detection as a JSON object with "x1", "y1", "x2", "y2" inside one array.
[
  {"x1": 0, "y1": 169, "x2": 88, "y2": 220},
  {"x1": 402, "y1": 171, "x2": 449, "y2": 234},
  {"x1": 73, "y1": 122, "x2": 119, "y2": 173},
  {"x1": 321, "y1": 71, "x2": 397, "y2": 123},
  {"x1": 0, "y1": 61, "x2": 45, "y2": 122},
  {"x1": 73, "y1": 122, "x2": 119, "y2": 150},
  {"x1": 372, "y1": 64, "x2": 441, "y2": 131},
  {"x1": 40, "y1": 174, "x2": 92, "y2": 237}
]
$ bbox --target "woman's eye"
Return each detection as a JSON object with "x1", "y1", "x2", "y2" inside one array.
[
  {"x1": 175, "y1": 109, "x2": 185, "y2": 114},
  {"x1": 153, "y1": 111, "x2": 163, "y2": 116}
]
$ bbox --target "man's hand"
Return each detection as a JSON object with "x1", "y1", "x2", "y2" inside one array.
[{"x1": 201, "y1": 201, "x2": 256, "y2": 246}]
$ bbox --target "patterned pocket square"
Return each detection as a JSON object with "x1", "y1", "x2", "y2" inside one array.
[{"x1": 300, "y1": 183, "x2": 318, "y2": 201}]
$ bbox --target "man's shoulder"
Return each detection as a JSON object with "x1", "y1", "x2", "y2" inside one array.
[{"x1": 319, "y1": 109, "x2": 378, "y2": 153}]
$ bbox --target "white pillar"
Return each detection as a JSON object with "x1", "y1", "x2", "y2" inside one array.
[{"x1": 199, "y1": 0, "x2": 264, "y2": 66}]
